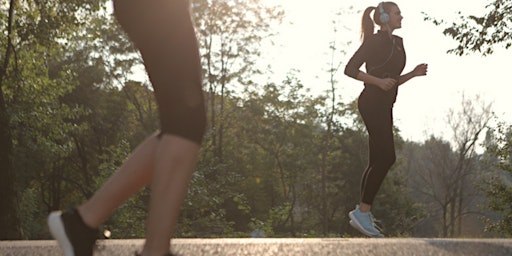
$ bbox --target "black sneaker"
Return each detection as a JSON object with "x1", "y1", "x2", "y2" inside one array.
[{"x1": 48, "y1": 208, "x2": 99, "y2": 256}]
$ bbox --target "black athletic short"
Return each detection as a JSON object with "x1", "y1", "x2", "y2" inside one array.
[{"x1": 114, "y1": 0, "x2": 206, "y2": 144}]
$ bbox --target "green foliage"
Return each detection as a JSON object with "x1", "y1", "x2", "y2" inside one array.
[
  {"x1": 373, "y1": 169, "x2": 427, "y2": 237},
  {"x1": 18, "y1": 185, "x2": 46, "y2": 239},
  {"x1": 0, "y1": 0, "x2": 144, "y2": 238},
  {"x1": 2, "y1": 0, "x2": 429, "y2": 240},
  {"x1": 424, "y1": 0, "x2": 512, "y2": 55},
  {"x1": 481, "y1": 123, "x2": 512, "y2": 236}
]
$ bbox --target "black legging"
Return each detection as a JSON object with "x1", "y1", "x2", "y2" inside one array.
[
  {"x1": 358, "y1": 89, "x2": 396, "y2": 205},
  {"x1": 114, "y1": 0, "x2": 206, "y2": 144}
]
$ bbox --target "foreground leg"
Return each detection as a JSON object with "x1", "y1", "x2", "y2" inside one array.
[
  {"x1": 48, "y1": 134, "x2": 160, "y2": 256},
  {"x1": 78, "y1": 134, "x2": 160, "y2": 228},
  {"x1": 141, "y1": 135, "x2": 200, "y2": 256}
]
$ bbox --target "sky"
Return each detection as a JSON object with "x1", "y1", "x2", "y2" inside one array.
[{"x1": 258, "y1": 0, "x2": 511, "y2": 143}]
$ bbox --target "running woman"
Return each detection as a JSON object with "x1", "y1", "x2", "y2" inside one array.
[{"x1": 344, "y1": 1, "x2": 428, "y2": 237}]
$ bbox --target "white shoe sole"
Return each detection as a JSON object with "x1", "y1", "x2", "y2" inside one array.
[
  {"x1": 349, "y1": 220, "x2": 384, "y2": 238},
  {"x1": 348, "y1": 211, "x2": 383, "y2": 238},
  {"x1": 48, "y1": 211, "x2": 75, "y2": 256}
]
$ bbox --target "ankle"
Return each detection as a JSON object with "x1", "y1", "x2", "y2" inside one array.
[
  {"x1": 76, "y1": 206, "x2": 99, "y2": 230},
  {"x1": 359, "y1": 203, "x2": 372, "y2": 213}
]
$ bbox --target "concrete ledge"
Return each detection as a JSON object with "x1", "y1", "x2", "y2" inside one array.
[{"x1": 1, "y1": 238, "x2": 512, "y2": 256}]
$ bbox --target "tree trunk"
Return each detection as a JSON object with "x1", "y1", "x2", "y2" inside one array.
[
  {"x1": 457, "y1": 176, "x2": 464, "y2": 236},
  {"x1": 442, "y1": 204, "x2": 448, "y2": 237},
  {"x1": 449, "y1": 198, "x2": 456, "y2": 237},
  {"x1": 218, "y1": 71, "x2": 225, "y2": 163},
  {"x1": 0, "y1": 0, "x2": 20, "y2": 239}
]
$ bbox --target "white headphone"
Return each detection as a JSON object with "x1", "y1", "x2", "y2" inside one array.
[{"x1": 378, "y1": 2, "x2": 390, "y2": 24}]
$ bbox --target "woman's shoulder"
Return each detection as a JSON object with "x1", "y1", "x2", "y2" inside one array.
[
  {"x1": 368, "y1": 30, "x2": 402, "y2": 42},
  {"x1": 392, "y1": 34, "x2": 403, "y2": 41},
  {"x1": 392, "y1": 34, "x2": 404, "y2": 47},
  {"x1": 362, "y1": 33, "x2": 382, "y2": 46},
  {"x1": 362, "y1": 31, "x2": 403, "y2": 47},
  {"x1": 367, "y1": 32, "x2": 382, "y2": 41}
]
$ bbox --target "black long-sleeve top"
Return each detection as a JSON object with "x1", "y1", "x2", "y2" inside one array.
[{"x1": 344, "y1": 30, "x2": 406, "y2": 106}]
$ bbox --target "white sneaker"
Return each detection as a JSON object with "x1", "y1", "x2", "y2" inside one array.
[
  {"x1": 47, "y1": 208, "x2": 98, "y2": 256},
  {"x1": 348, "y1": 206, "x2": 384, "y2": 238}
]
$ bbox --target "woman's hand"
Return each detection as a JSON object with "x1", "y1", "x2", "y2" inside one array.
[
  {"x1": 413, "y1": 63, "x2": 428, "y2": 77},
  {"x1": 376, "y1": 78, "x2": 397, "y2": 91},
  {"x1": 396, "y1": 63, "x2": 428, "y2": 86}
]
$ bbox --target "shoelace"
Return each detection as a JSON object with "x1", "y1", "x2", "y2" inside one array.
[{"x1": 369, "y1": 213, "x2": 384, "y2": 234}]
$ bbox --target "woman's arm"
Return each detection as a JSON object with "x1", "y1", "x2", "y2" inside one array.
[
  {"x1": 398, "y1": 63, "x2": 428, "y2": 86},
  {"x1": 355, "y1": 71, "x2": 398, "y2": 91},
  {"x1": 344, "y1": 38, "x2": 398, "y2": 92}
]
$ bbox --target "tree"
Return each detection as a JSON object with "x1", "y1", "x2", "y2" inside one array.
[
  {"x1": 481, "y1": 123, "x2": 512, "y2": 236},
  {"x1": 318, "y1": 14, "x2": 351, "y2": 235},
  {"x1": 1, "y1": 0, "x2": 429, "y2": 239},
  {"x1": 403, "y1": 94, "x2": 493, "y2": 237},
  {"x1": 0, "y1": 0, "x2": 19, "y2": 239},
  {"x1": 421, "y1": 0, "x2": 510, "y2": 237},
  {"x1": 1, "y1": 0, "x2": 108, "y2": 239},
  {"x1": 425, "y1": 0, "x2": 512, "y2": 56},
  {"x1": 446, "y1": 94, "x2": 493, "y2": 236},
  {"x1": 404, "y1": 136, "x2": 459, "y2": 237},
  {"x1": 0, "y1": 0, "x2": 141, "y2": 238},
  {"x1": 191, "y1": 0, "x2": 284, "y2": 164},
  {"x1": 236, "y1": 75, "x2": 324, "y2": 236},
  {"x1": 174, "y1": 0, "x2": 285, "y2": 237},
  {"x1": 41, "y1": 9, "x2": 150, "y2": 239}
]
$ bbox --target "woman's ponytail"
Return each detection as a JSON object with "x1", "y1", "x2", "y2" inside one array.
[{"x1": 361, "y1": 7, "x2": 376, "y2": 42}]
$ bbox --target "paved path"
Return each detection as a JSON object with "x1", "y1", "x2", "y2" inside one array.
[{"x1": 1, "y1": 238, "x2": 512, "y2": 256}]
